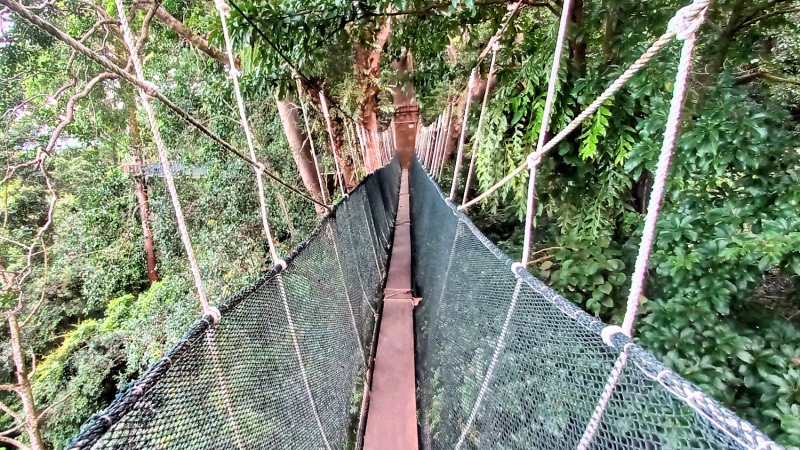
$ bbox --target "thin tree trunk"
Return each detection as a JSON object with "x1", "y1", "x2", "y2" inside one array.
[
  {"x1": 8, "y1": 315, "x2": 45, "y2": 450},
  {"x1": 275, "y1": 95, "x2": 327, "y2": 215},
  {"x1": 130, "y1": 106, "x2": 158, "y2": 284},
  {"x1": 134, "y1": 174, "x2": 158, "y2": 284},
  {"x1": 332, "y1": 117, "x2": 357, "y2": 190},
  {"x1": 136, "y1": 2, "x2": 230, "y2": 66}
]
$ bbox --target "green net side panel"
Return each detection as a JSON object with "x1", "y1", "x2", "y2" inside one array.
[
  {"x1": 68, "y1": 159, "x2": 402, "y2": 450},
  {"x1": 409, "y1": 158, "x2": 779, "y2": 450}
]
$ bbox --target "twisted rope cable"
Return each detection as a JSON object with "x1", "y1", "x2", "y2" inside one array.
[
  {"x1": 215, "y1": 0, "x2": 281, "y2": 264},
  {"x1": 520, "y1": 0, "x2": 572, "y2": 266},
  {"x1": 578, "y1": 2, "x2": 709, "y2": 447},
  {"x1": 449, "y1": 68, "x2": 478, "y2": 200},
  {"x1": 622, "y1": 0, "x2": 708, "y2": 336},
  {"x1": 458, "y1": 0, "x2": 711, "y2": 211},
  {"x1": 320, "y1": 92, "x2": 348, "y2": 196},
  {"x1": 462, "y1": 43, "x2": 500, "y2": 206},
  {"x1": 113, "y1": 0, "x2": 215, "y2": 320}
]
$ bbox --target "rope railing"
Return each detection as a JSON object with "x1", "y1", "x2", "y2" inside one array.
[{"x1": 295, "y1": 78, "x2": 331, "y2": 205}]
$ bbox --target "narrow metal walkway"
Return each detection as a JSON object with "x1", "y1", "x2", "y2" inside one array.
[{"x1": 363, "y1": 168, "x2": 418, "y2": 450}]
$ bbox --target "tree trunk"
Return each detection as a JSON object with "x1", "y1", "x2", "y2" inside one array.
[
  {"x1": 568, "y1": 0, "x2": 586, "y2": 77},
  {"x1": 332, "y1": 117, "x2": 357, "y2": 190},
  {"x1": 695, "y1": 0, "x2": 746, "y2": 110},
  {"x1": 8, "y1": 315, "x2": 45, "y2": 450},
  {"x1": 137, "y1": 3, "x2": 230, "y2": 66},
  {"x1": 275, "y1": 95, "x2": 327, "y2": 215},
  {"x1": 129, "y1": 107, "x2": 158, "y2": 284},
  {"x1": 134, "y1": 175, "x2": 158, "y2": 284},
  {"x1": 353, "y1": 17, "x2": 392, "y2": 168}
]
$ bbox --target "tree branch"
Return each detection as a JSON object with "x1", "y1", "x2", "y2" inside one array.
[
  {"x1": 37, "y1": 390, "x2": 73, "y2": 421},
  {"x1": 0, "y1": 435, "x2": 29, "y2": 450},
  {"x1": 736, "y1": 70, "x2": 800, "y2": 85}
]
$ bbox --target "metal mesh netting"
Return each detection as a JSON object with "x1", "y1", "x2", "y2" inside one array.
[
  {"x1": 409, "y1": 158, "x2": 780, "y2": 450},
  {"x1": 68, "y1": 159, "x2": 402, "y2": 450}
]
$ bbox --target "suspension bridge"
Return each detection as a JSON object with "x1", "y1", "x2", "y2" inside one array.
[{"x1": 0, "y1": 0, "x2": 785, "y2": 447}]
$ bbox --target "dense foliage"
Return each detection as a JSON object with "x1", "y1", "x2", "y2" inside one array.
[{"x1": 1, "y1": 0, "x2": 799, "y2": 448}]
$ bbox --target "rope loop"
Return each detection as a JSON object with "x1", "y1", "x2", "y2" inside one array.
[
  {"x1": 203, "y1": 306, "x2": 222, "y2": 324},
  {"x1": 213, "y1": 0, "x2": 230, "y2": 16},
  {"x1": 274, "y1": 258, "x2": 288, "y2": 271},
  {"x1": 668, "y1": 0, "x2": 709, "y2": 40}
]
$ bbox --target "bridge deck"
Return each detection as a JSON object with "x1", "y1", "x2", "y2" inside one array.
[{"x1": 363, "y1": 168, "x2": 418, "y2": 450}]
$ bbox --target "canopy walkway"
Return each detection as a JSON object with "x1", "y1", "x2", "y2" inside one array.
[
  {"x1": 0, "y1": 0, "x2": 783, "y2": 447},
  {"x1": 65, "y1": 156, "x2": 779, "y2": 450}
]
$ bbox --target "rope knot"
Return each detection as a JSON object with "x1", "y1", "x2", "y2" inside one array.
[
  {"x1": 526, "y1": 151, "x2": 542, "y2": 168},
  {"x1": 214, "y1": 0, "x2": 231, "y2": 17},
  {"x1": 668, "y1": 1, "x2": 709, "y2": 40},
  {"x1": 228, "y1": 67, "x2": 241, "y2": 79},
  {"x1": 141, "y1": 80, "x2": 159, "y2": 98},
  {"x1": 254, "y1": 161, "x2": 267, "y2": 175}
]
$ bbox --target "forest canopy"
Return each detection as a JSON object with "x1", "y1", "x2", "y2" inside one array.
[{"x1": 0, "y1": 0, "x2": 799, "y2": 449}]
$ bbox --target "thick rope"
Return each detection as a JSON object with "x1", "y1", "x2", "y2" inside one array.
[
  {"x1": 454, "y1": 277, "x2": 524, "y2": 450},
  {"x1": 462, "y1": 43, "x2": 500, "y2": 205},
  {"x1": 214, "y1": 0, "x2": 281, "y2": 264},
  {"x1": 433, "y1": 111, "x2": 447, "y2": 174},
  {"x1": 319, "y1": 92, "x2": 347, "y2": 196},
  {"x1": 0, "y1": 0, "x2": 328, "y2": 211},
  {"x1": 520, "y1": 0, "x2": 572, "y2": 266},
  {"x1": 276, "y1": 275, "x2": 333, "y2": 450},
  {"x1": 457, "y1": 4, "x2": 708, "y2": 211},
  {"x1": 295, "y1": 78, "x2": 330, "y2": 205},
  {"x1": 577, "y1": 2, "x2": 708, "y2": 447},
  {"x1": 437, "y1": 105, "x2": 454, "y2": 180},
  {"x1": 113, "y1": 0, "x2": 215, "y2": 320},
  {"x1": 449, "y1": 68, "x2": 478, "y2": 200},
  {"x1": 622, "y1": 0, "x2": 708, "y2": 336}
]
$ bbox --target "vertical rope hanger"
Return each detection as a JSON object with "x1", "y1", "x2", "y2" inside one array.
[
  {"x1": 112, "y1": 0, "x2": 217, "y2": 321},
  {"x1": 577, "y1": 2, "x2": 709, "y2": 449},
  {"x1": 295, "y1": 77, "x2": 330, "y2": 206},
  {"x1": 449, "y1": 68, "x2": 478, "y2": 200},
  {"x1": 319, "y1": 92, "x2": 348, "y2": 196},
  {"x1": 213, "y1": 0, "x2": 283, "y2": 267},
  {"x1": 520, "y1": 0, "x2": 572, "y2": 267},
  {"x1": 462, "y1": 42, "x2": 500, "y2": 205}
]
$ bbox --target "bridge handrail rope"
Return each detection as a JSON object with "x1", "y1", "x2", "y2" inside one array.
[
  {"x1": 458, "y1": 0, "x2": 711, "y2": 212},
  {"x1": 449, "y1": 68, "x2": 477, "y2": 200},
  {"x1": 0, "y1": 0, "x2": 329, "y2": 211},
  {"x1": 214, "y1": 0, "x2": 282, "y2": 265}
]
